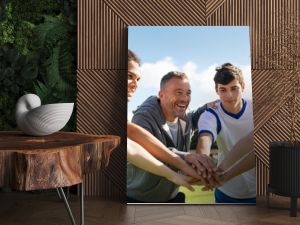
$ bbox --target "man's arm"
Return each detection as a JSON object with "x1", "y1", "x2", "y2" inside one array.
[
  {"x1": 218, "y1": 131, "x2": 255, "y2": 183},
  {"x1": 192, "y1": 133, "x2": 218, "y2": 184},
  {"x1": 127, "y1": 138, "x2": 194, "y2": 191},
  {"x1": 218, "y1": 131, "x2": 254, "y2": 171},
  {"x1": 186, "y1": 133, "x2": 219, "y2": 188},
  {"x1": 127, "y1": 122, "x2": 200, "y2": 179},
  {"x1": 220, "y1": 150, "x2": 255, "y2": 183},
  {"x1": 196, "y1": 133, "x2": 213, "y2": 155},
  {"x1": 191, "y1": 111, "x2": 220, "y2": 186}
]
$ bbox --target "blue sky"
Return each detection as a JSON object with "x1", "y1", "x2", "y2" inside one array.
[{"x1": 128, "y1": 26, "x2": 252, "y2": 119}]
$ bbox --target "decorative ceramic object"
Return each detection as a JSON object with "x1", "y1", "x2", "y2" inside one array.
[{"x1": 16, "y1": 94, "x2": 74, "y2": 136}]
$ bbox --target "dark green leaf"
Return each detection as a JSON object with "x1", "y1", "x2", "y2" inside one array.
[
  {"x1": 3, "y1": 78, "x2": 12, "y2": 86},
  {"x1": 3, "y1": 67, "x2": 14, "y2": 78},
  {"x1": 21, "y1": 65, "x2": 38, "y2": 79},
  {"x1": 10, "y1": 85, "x2": 19, "y2": 94}
]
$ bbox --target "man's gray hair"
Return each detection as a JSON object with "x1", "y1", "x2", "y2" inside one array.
[{"x1": 160, "y1": 71, "x2": 189, "y2": 90}]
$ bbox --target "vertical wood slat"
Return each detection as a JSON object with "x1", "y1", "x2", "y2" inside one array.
[
  {"x1": 78, "y1": 0, "x2": 127, "y2": 70},
  {"x1": 256, "y1": 158, "x2": 269, "y2": 196},
  {"x1": 77, "y1": 0, "x2": 300, "y2": 199}
]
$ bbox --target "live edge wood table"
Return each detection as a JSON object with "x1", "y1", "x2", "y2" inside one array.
[{"x1": 0, "y1": 131, "x2": 120, "y2": 225}]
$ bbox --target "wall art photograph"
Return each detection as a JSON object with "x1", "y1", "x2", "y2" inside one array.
[{"x1": 127, "y1": 26, "x2": 255, "y2": 204}]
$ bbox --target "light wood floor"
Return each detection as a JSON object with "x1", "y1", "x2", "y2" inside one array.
[{"x1": 0, "y1": 192, "x2": 300, "y2": 225}]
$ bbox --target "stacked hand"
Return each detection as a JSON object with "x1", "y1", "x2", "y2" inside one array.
[{"x1": 184, "y1": 152, "x2": 224, "y2": 191}]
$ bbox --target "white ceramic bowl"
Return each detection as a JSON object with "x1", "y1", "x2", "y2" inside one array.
[{"x1": 16, "y1": 94, "x2": 74, "y2": 136}]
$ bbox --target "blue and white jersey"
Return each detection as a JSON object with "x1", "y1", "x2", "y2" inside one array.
[{"x1": 198, "y1": 99, "x2": 255, "y2": 199}]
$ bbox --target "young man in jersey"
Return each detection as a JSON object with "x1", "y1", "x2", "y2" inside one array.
[{"x1": 196, "y1": 63, "x2": 256, "y2": 203}]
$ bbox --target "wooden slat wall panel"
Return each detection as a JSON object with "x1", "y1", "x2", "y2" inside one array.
[
  {"x1": 77, "y1": 0, "x2": 300, "y2": 199},
  {"x1": 255, "y1": 103, "x2": 293, "y2": 166},
  {"x1": 77, "y1": 69, "x2": 127, "y2": 198},
  {"x1": 206, "y1": 0, "x2": 251, "y2": 25},
  {"x1": 252, "y1": 70, "x2": 294, "y2": 131},
  {"x1": 84, "y1": 173, "x2": 125, "y2": 201},
  {"x1": 104, "y1": 0, "x2": 206, "y2": 25},
  {"x1": 255, "y1": 102, "x2": 297, "y2": 195},
  {"x1": 206, "y1": 0, "x2": 226, "y2": 18},
  {"x1": 77, "y1": 69, "x2": 127, "y2": 135},
  {"x1": 206, "y1": 0, "x2": 299, "y2": 69},
  {"x1": 256, "y1": 159, "x2": 269, "y2": 196},
  {"x1": 78, "y1": 0, "x2": 127, "y2": 69}
]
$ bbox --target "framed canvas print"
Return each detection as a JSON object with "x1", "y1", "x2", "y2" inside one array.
[{"x1": 127, "y1": 26, "x2": 255, "y2": 204}]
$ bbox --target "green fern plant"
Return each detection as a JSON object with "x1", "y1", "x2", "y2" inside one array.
[
  {"x1": 33, "y1": 15, "x2": 75, "y2": 101},
  {"x1": 32, "y1": 15, "x2": 76, "y2": 131}
]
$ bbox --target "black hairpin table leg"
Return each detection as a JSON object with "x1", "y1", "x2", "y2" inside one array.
[{"x1": 57, "y1": 183, "x2": 84, "y2": 225}]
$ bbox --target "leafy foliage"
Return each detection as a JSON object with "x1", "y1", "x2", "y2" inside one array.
[
  {"x1": 0, "y1": 95, "x2": 17, "y2": 130},
  {"x1": 0, "y1": 44, "x2": 38, "y2": 130},
  {"x1": 0, "y1": 3, "x2": 35, "y2": 55},
  {"x1": 32, "y1": 15, "x2": 76, "y2": 103},
  {"x1": 8, "y1": 0, "x2": 62, "y2": 24},
  {"x1": 32, "y1": 15, "x2": 77, "y2": 131},
  {"x1": 0, "y1": 44, "x2": 37, "y2": 95}
]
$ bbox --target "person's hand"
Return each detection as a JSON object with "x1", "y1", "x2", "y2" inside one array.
[
  {"x1": 191, "y1": 178, "x2": 219, "y2": 191},
  {"x1": 201, "y1": 167, "x2": 224, "y2": 191},
  {"x1": 179, "y1": 159, "x2": 202, "y2": 180},
  {"x1": 167, "y1": 173, "x2": 195, "y2": 192},
  {"x1": 184, "y1": 153, "x2": 207, "y2": 185},
  {"x1": 184, "y1": 153, "x2": 217, "y2": 178},
  {"x1": 184, "y1": 153, "x2": 217, "y2": 186},
  {"x1": 188, "y1": 177, "x2": 204, "y2": 185},
  {"x1": 207, "y1": 100, "x2": 219, "y2": 109}
]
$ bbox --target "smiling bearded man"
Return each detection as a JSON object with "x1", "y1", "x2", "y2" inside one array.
[{"x1": 127, "y1": 71, "x2": 210, "y2": 203}]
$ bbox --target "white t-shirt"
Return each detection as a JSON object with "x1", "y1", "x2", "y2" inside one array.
[
  {"x1": 198, "y1": 99, "x2": 256, "y2": 199},
  {"x1": 166, "y1": 119, "x2": 179, "y2": 145}
]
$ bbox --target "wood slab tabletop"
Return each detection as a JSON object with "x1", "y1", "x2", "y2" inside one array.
[{"x1": 0, "y1": 132, "x2": 120, "y2": 191}]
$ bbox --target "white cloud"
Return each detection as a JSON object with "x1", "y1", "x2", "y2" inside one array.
[
  {"x1": 184, "y1": 63, "x2": 219, "y2": 107},
  {"x1": 240, "y1": 65, "x2": 252, "y2": 101},
  {"x1": 182, "y1": 61, "x2": 198, "y2": 73},
  {"x1": 128, "y1": 111, "x2": 133, "y2": 121},
  {"x1": 139, "y1": 57, "x2": 178, "y2": 88}
]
